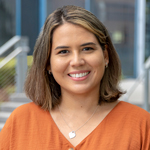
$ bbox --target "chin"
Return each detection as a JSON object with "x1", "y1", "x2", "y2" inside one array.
[{"x1": 68, "y1": 87, "x2": 95, "y2": 95}]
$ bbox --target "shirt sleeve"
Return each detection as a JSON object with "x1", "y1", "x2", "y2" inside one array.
[
  {"x1": 141, "y1": 112, "x2": 150, "y2": 150},
  {"x1": 0, "y1": 113, "x2": 13, "y2": 150}
]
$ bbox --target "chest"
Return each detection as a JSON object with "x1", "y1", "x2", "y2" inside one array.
[{"x1": 11, "y1": 117, "x2": 142, "y2": 150}]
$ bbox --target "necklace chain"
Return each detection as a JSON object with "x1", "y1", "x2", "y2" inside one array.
[{"x1": 58, "y1": 105, "x2": 99, "y2": 138}]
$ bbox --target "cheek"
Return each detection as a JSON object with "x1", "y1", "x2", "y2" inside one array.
[
  {"x1": 95, "y1": 58, "x2": 104, "y2": 66},
  {"x1": 50, "y1": 57, "x2": 67, "y2": 75},
  {"x1": 91, "y1": 54, "x2": 105, "y2": 68},
  {"x1": 91, "y1": 55, "x2": 105, "y2": 78}
]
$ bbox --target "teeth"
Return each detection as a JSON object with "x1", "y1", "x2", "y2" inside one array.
[{"x1": 69, "y1": 72, "x2": 89, "y2": 78}]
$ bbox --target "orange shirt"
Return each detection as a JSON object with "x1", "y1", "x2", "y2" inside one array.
[{"x1": 0, "y1": 101, "x2": 150, "y2": 150}]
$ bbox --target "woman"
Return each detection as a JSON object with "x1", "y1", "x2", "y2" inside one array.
[{"x1": 0, "y1": 5, "x2": 150, "y2": 150}]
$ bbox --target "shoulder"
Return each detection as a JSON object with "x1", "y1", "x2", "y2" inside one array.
[
  {"x1": 10, "y1": 102, "x2": 49, "y2": 120},
  {"x1": 3, "y1": 102, "x2": 50, "y2": 132},
  {"x1": 118, "y1": 101, "x2": 149, "y2": 114},
  {"x1": 13, "y1": 102, "x2": 41, "y2": 111},
  {"x1": 12, "y1": 102, "x2": 41, "y2": 113},
  {"x1": 109, "y1": 101, "x2": 150, "y2": 137},
  {"x1": 116, "y1": 101, "x2": 150, "y2": 121}
]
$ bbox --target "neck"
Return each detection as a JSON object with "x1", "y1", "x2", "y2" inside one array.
[{"x1": 59, "y1": 88, "x2": 100, "y2": 113}]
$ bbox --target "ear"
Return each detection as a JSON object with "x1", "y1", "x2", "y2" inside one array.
[
  {"x1": 46, "y1": 64, "x2": 51, "y2": 73},
  {"x1": 46, "y1": 55, "x2": 51, "y2": 74},
  {"x1": 103, "y1": 45, "x2": 109, "y2": 64},
  {"x1": 47, "y1": 65, "x2": 50, "y2": 71}
]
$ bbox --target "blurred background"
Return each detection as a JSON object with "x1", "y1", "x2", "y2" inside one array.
[{"x1": 0, "y1": 0, "x2": 149, "y2": 130}]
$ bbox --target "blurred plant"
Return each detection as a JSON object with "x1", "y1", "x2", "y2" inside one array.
[{"x1": 0, "y1": 56, "x2": 33, "y2": 102}]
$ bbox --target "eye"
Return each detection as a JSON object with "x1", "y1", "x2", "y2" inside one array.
[
  {"x1": 83, "y1": 47, "x2": 94, "y2": 51},
  {"x1": 58, "y1": 50, "x2": 69, "y2": 54}
]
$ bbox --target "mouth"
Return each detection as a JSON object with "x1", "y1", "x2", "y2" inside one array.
[{"x1": 68, "y1": 71, "x2": 90, "y2": 78}]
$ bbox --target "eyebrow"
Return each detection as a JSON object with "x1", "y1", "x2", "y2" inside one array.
[
  {"x1": 80, "y1": 42, "x2": 96, "y2": 47},
  {"x1": 55, "y1": 46, "x2": 70, "y2": 50},
  {"x1": 54, "y1": 42, "x2": 96, "y2": 50}
]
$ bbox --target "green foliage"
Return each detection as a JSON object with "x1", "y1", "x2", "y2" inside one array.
[
  {"x1": 27, "y1": 55, "x2": 33, "y2": 66},
  {"x1": 0, "y1": 56, "x2": 33, "y2": 89},
  {"x1": 0, "y1": 67, "x2": 15, "y2": 88}
]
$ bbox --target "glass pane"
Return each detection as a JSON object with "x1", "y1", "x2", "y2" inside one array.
[
  {"x1": 21, "y1": 0, "x2": 39, "y2": 55},
  {"x1": 47, "y1": 0, "x2": 85, "y2": 15},
  {"x1": 0, "y1": 0, "x2": 16, "y2": 46},
  {"x1": 146, "y1": 0, "x2": 150, "y2": 60}
]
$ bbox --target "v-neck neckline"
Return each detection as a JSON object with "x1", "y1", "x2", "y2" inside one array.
[{"x1": 49, "y1": 101, "x2": 122, "y2": 148}]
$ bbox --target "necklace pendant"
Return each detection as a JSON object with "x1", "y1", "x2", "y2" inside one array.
[{"x1": 69, "y1": 131, "x2": 76, "y2": 139}]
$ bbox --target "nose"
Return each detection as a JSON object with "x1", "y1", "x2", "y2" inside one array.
[{"x1": 70, "y1": 53, "x2": 85, "y2": 67}]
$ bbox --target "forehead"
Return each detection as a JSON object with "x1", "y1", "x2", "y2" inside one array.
[{"x1": 52, "y1": 23, "x2": 98, "y2": 46}]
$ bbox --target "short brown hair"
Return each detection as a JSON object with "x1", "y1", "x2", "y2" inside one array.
[{"x1": 24, "y1": 5, "x2": 124, "y2": 111}]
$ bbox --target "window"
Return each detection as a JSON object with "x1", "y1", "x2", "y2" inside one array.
[{"x1": 0, "y1": 0, "x2": 16, "y2": 46}]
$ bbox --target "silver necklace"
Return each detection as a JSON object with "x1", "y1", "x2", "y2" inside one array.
[{"x1": 58, "y1": 105, "x2": 99, "y2": 139}]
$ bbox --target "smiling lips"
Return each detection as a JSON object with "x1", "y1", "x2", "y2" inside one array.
[{"x1": 69, "y1": 71, "x2": 90, "y2": 78}]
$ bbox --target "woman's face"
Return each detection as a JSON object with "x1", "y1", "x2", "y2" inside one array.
[{"x1": 50, "y1": 23, "x2": 109, "y2": 95}]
